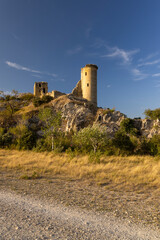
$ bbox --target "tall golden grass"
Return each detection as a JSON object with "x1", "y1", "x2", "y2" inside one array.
[{"x1": 0, "y1": 149, "x2": 160, "y2": 189}]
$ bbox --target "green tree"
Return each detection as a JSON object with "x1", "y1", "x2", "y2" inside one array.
[
  {"x1": 39, "y1": 108, "x2": 62, "y2": 150},
  {"x1": 0, "y1": 90, "x2": 19, "y2": 118},
  {"x1": 74, "y1": 124, "x2": 108, "y2": 153},
  {"x1": 144, "y1": 108, "x2": 160, "y2": 120}
]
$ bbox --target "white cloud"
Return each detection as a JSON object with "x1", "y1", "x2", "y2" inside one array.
[
  {"x1": 152, "y1": 73, "x2": 160, "y2": 77},
  {"x1": 138, "y1": 59, "x2": 160, "y2": 67},
  {"x1": 5, "y1": 61, "x2": 57, "y2": 78},
  {"x1": 107, "y1": 84, "x2": 111, "y2": 88},
  {"x1": 102, "y1": 47, "x2": 139, "y2": 63},
  {"x1": 132, "y1": 68, "x2": 148, "y2": 81},
  {"x1": 138, "y1": 52, "x2": 159, "y2": 62},
  {"x1": 6, "y1": 61, "x2": 41, "y2": 73},
  {"x1": 67, "y1": 46, "x2": 83, "y2": 55}
]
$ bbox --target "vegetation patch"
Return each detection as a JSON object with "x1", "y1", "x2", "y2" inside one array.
[
  {"x1": 20, "y1": 171, "x2": 41, "y2": 180},
  {"x1": 0, "y1": 150, "x2": 160, "y2": 190}
]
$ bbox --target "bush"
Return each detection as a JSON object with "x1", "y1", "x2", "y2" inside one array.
[
  {"x1": 144, "y1": 108, "x2": 160, "y2": 120},
  {"x1": 120, "y1": 118, "x2": 139, "y2": 136},
  {"x1": 89, "y1": 150, "x2": 102, "y2": 163},
  {"x1": 112, "y1": 131, "x2": 135, "y2": 155},
  {"x1": 41, "y1": 95, "x2": 53, "y2": 103},
  {"x1": 0, "y1": 132, "x2": 13, "y2": 148},
  {"x1": 33, "y1": 97, "x2": 43, "y2": 107},
  {"x1": 20, "y1": 93, "x2": 34, "y2": 101},
  {"x1": 74, "y1": 124, "x2": 108, "y2": 153},
  {"x1": 33, "y1": 95, "x2": 53, "y2": 107},
  {"x1": 149, "y1": 135, "x2": 160, "y2": 156},
  {"x1": 17, "y1": 130, "x2": 37, "y2": 150}
]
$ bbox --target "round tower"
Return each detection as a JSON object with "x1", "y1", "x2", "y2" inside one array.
[{"x1": 81, "y1": 64, "x2": 98, "y2": 106}]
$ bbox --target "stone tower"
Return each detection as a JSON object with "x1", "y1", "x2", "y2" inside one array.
[
  {"x1": 81, "y1": 64, "x2": 98, "y2": 106},
  {"x1": 34, "y1": 82, "x2": 48, "y2": 97}
]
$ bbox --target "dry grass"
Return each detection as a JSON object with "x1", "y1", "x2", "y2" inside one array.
[{"x1": 0, "y1": 149, "x2": 160, "y2": 190}]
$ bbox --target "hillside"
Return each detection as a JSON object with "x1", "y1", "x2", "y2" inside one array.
[
  {"x1": 1, "y1": 92, "x2": 160, "y2": 155},
  {"x1": 1, "y1": 93, "x2": 160, "y2": 137}
]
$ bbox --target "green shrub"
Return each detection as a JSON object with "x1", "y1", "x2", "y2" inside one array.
[
  {"x1": 102, "y1": 108, "x2": 115, "y2": 115},
  {"x1": 149, "y1": 135, "x2": 160, "y2": 156},
  {"x1": 120, "y1": 118, "x2": 139, "y2": 136},
  {"x1": 41, "y1": 95, "x2": 53, "y2": 103},
  {"x1": 144, "y1": 108, "x2": 160, "y2": 120},
  {"x1": 0, "y1": 132, "x2": 13, "y2": 148},
  {"x1": 112, "y1": 131, "x2": 135, "y2": 155},
  {"x1": 73, "y1": 124, "x2": 108, "y2": 153},
  {"x1": 33, "y1": 95, "x2": 53, "y2": 107},
  {"x1": 88, "y1": 150, "x2": 102, "y2": 163},
  {"x1": 20, "y1": 93, "x2": 34, "y2": 101},
  {"x1": 35, "y1": 138, "x2": 49, "y2": 151},
  {"x1": 17, "y1": 130, "x2": 37, "y2": 150},
  {"x1": 33, "y1": 97, "x2": 43, "y2": 107}
]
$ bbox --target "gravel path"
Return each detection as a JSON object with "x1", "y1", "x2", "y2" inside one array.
[{"x1": 0, "y1": 190, "x2": 160, "y2": 240}]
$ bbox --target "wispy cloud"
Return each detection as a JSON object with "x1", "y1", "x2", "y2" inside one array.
[
  {"x1": 91, "y1": 38, "x2": 107, "y2": 49},
  {"x1": 138, "y1": 59, "x2": 160, "y2": 67},
  {"x1": 67, "y1": 46, "x2": 83, "y2": 55},
  {"x1": 138, "y1": 52, "x2": 159, "y2": 62},
  {"x1": 102, "y1": 46, "x2": 139, "y2": 64},
  {"x1": 6, "y1": 61, "x2": 41, "y2": 73},
  {"x1": 5, "y1": 61, "x2": 57, "y2": 78},
  {"x1": 152, "y1": 73, "x2": 160, "y2": 77},
  {"x1": 132, "y1": 68, "x2": 148, "y2": 81}
]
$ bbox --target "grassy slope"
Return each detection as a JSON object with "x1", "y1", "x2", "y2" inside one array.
[{"x1": 0, "y1": 149, "x2": 160, "y2": 191}]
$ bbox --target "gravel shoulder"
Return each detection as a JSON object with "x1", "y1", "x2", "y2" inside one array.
[{"x1": 0, "y1": 170, "x2": 160, "y2": 239}]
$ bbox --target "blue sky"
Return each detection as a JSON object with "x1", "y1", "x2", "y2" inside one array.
[{"x1": 1, "y1": 0, "x2": 160, "y2": 118}]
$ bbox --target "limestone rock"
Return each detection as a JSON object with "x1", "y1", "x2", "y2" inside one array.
[{"x1": 50, "y1": 95, "x2": 95, "y2": 132}]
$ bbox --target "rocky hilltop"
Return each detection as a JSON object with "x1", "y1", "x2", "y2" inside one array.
[
  {"x1": 44, "y1": 94, "x2": 160, "y2": 138},
  {"x1": 1, "y1": 93, "x2": 160, "y2": 139}
]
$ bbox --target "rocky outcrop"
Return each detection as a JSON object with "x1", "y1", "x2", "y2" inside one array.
[
  {"x1": 50, "y1": 94, "x2": 96, "y2": 132},
  {"x1": 2, "y1": 93, "x2": 160, "y2": 138},
  {"x1": 95, "y1": 109, "x2": 127, "y2": 137},
  {"x1": 49, "y1": 95, "x2": 160, "y2": 137}
]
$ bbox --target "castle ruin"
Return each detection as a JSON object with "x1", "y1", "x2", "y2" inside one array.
[
  {"x1": 34, "y1": 64, "x2": 98, "y2": 106},
  {"x1": 34, "y1": 82, "x2": 48, "y2": 97}
]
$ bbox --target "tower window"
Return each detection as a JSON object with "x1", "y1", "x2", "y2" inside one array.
[
  {"x1": 87, "y1": 83, "x2": 89, "y2": 87},
  {"x1": 43, "y1": 88, "x2": 45, "y2": 93},
  {"x1": 85, "y1": 72, "x2": 87, "y2": 76},
  {"x1": 39, "y1": 83, "x2": 41, "y2": 87}
]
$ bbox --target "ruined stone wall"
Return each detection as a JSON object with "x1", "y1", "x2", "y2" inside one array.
[
  {"x1": 48, "y1": 90, "x2": 66, "y2": 98},
  {"x1": 34, "y1": 82, "x2": 48, "y2": 97}
]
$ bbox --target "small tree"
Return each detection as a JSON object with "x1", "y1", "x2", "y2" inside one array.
[
  {"x1": 74, "y1": 124, "x2": 108, "y2": 153},
  {"x1": 39, "y1": 108, "x2": 62, "y2": 150},
  {"x1": 144, "y1": 108, "x2": 160, "y2": 120},
  {"x1": 0, "y1": 90, "x2": 19, "y2": 118}
]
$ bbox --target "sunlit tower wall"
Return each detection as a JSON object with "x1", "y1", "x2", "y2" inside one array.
[
  {"x1": 81, "y1": 64, "x2": 98, "y2": 106},
  {"x1": 34, "y1": 82, "x2": 48, "y2": 97}
]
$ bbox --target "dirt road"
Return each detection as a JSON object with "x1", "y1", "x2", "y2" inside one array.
[{"x1": 0, "y1": 190, "x2": 160, "y2": 240}]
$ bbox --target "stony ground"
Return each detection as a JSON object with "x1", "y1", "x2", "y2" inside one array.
[{"x1": 0, "y1": 170, "x2": 160, "y2": 239}]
